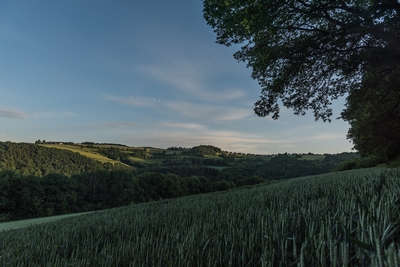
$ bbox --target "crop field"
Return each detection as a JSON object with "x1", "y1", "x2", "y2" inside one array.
[{"x1": 1, "y1": 168, "x2": 399, "y2": 266}]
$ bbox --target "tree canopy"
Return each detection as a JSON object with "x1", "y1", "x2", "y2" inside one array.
[
  {"x1": 0, "y1": 142, "x2": 105, "y2": 176},
  {"x1": 203, "y1": 0, "x2": 400, "y2": 160},
  {"x1": 341, "y1": 64, "x2": 400, "y2": 160}
]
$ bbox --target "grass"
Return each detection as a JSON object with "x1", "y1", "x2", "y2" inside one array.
[
  {"x1": 1, "y1": 168, "x2": 399, "y2": 266},
  {"x1": 41, "y1": 144, "x2": 130, "y2": 166},
  {"x1": 43, "y1": 144, "x2": 169, "y2": 166}
]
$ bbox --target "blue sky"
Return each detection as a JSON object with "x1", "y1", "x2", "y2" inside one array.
[{"x1": 0, "y1": 0, "x2": 353, "y2": 154}]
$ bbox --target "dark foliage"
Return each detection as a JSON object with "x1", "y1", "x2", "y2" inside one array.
[
  {"x1": 0, "y1": 169, "x2": 215, "y2": 220},
  {"x1": 0, "y1": 142, "x2": 358, "y2": 222},
  {"x1": 0, "y1": 142, "x2": 105, "y2": 177},
  {"x1": 142, "y1": 165, "x2": 220, "y2": 181},
  {"x1": 203, "y1": 0, "x2": 400, "y2": 160},
  {"x1": 182, "y1": 145, "x2": 222, "y2": 157},
  {"x1": 341, "y1": 65, "x2": 400, "y2": 161}
]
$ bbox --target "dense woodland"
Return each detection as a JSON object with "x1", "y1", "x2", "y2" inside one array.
[
  {"x1": 0, "y1": 142, "x2": 124, "y2": 177},
  {"x1": 0, "y1": 142, "x2": 357, "y2": 221}
]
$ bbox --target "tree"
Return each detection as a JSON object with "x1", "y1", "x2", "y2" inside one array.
[
  {"x1": 203, "y1": 0, "x2": 400, "y2": 120},
  {"x1": 42, "y1": 173, "x2": 77, "y2": 215},
  {"x1": 203, "y1": 0, "x2": 400, "y2": 159},
  {"x1": 341, "y1": 64, "x2": 400, "y2": 161}
]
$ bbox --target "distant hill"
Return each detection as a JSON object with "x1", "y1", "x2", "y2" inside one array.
[
  {"x1": 0, "y1": 141, "x2": 359, "y2": 180},
  {"x1": 0, "y1": 141, "x2": 360, "y2": 222},
  {"x1": 41, "y1": 144, "x2": 131, "y2": 166},
  {"x1": 183, "y1": 145, "x2": 222, "y2": 157},
  {"x1": 0, "y1": 142, "x2": 126, "y2": 177}
]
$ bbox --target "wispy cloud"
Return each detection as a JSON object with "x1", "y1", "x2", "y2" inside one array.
[
  {"x1": 105, "y1": 94, "x2": 254, "y2": 122},
  {"x1": 0, "y1": 108, "x2": 27, "y2": 118},
  {"x1": 62, "y1": 111, "x2": 76, "y2": 116},
  {"x1": 136, "y1": 43, "x2": 250, "y2": 102},
  {"x1": 104, "y1": 95, "x2": 160, "y2": 107},
  {"x1": 140, "y1": 63, "x2": 247, "y2": 102},
  {"x1": 313, "y1": 133, "x2": 346, "y2": 141},
  {"x1": 199, "y1": 130, "x2": 283, "y2": 145},
  {"x1": 31, "y1": 111, "x2": 76, "y2": 118},
  {"x1": 160, "y1": 122, "x2": 207, "y2": 130},
  {"x1": 164, "y1": 101, "x2": 254, "y2": 121},
  {"x1": 283, "y1": 130, "x2": 347, "y2": 143},
  {"x1": 102, "y1": 122, "x2": 143, "y2": 129}
]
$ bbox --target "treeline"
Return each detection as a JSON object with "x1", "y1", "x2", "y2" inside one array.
[
  {"x1": 0, "y1": 169, "x2": 251, "y2": 221},
  {"x1": 182, "y1": 145, "x2": 222, "y2": 156},
  {"x1": 167, "y1": 146, "x2": 189, "y2": 151},
  {"x1": 98, "y1": 147, "x2": 149, "y2": 162},
  {"x1": 82, "y1": 142, "x2": 127, "y2": 147},
  {"x1": 165, "y1": 145, "x2": 223, "y2": 156},
  {"x1": 0, "y1": 142, "x2": 122, "y2": 177},
  {"x1": 159, "y1": 153, "x2": 357, "y2": 181}
]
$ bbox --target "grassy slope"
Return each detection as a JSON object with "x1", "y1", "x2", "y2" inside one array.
[
  {"x1": 41, "y1": 144, "x2": 131, "y2": 166},
  {"x1": 43, "y1": 144, "x2": 164, "y2": 165}
]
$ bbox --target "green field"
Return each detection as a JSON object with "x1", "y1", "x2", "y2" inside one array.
[
  {"x1": 42, "y1": 144, "x2": 131, "y2": 166},
  {"x1": 42, "y1": 143, "x2": 163, "y2": 166},
  {"x1": 42, "y1": 144, "x2": 118, "y2": 164},
  {"x1": 1, "y1": 168, "x2": 399, "y2": 266}
]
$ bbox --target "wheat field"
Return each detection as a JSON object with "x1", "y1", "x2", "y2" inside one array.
[{"x1": 1, "y1": 168, "x2": 399, "y2": 266}]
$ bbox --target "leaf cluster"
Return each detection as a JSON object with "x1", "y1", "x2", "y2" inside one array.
[{"x1": 203, "y1": 0, "x2": 400, "y2": 121}]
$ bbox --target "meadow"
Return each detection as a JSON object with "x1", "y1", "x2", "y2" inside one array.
[
  {"x1": 1, "y1": 168, "x2": 399, "y2": 266},
  {"x1": 41, "y1": 144, "x2": 126, "y2": 165}
]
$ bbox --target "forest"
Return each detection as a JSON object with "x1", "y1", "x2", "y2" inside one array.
[{"x1": 0, "y1": 141, "x2": 358, "y2": 221}]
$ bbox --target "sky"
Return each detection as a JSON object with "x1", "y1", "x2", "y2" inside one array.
[{"x1": 0, "y1": 0, "x2": 354, "y2": 154}]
